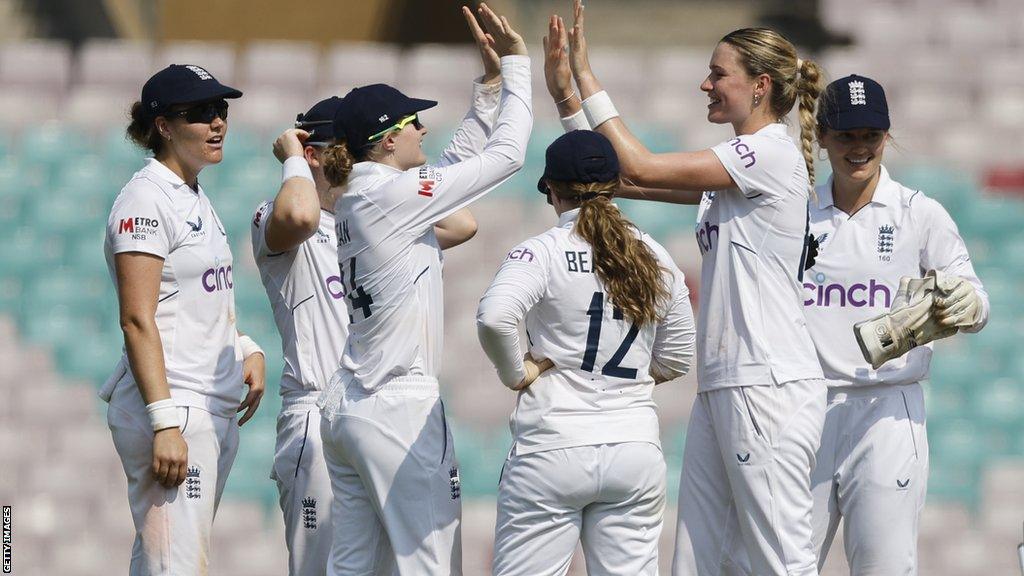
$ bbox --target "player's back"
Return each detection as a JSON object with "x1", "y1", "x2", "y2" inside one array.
[{"x1": 508, "y1": 211, "x2": 691, "y2": 455}]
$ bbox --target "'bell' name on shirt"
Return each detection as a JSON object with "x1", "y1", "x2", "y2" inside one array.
[{"x1": 564, "y1": 250, "x2": 593, "y2": 273}]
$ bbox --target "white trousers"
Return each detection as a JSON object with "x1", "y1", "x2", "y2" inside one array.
[
  {"x1": 320, "y1": 381, "x2": 461, "y2": 576},
  {"x1": 673, "y1": 379, "x2": 826, "y2": 576},
  {"x1": 108, "y1": 403, "x2": 239, "y2": 576},
  {"x1": 274, "y1": 404, "x2": 335, "y2": 576},
  {"x1": 492, "y1": 442, "x2": 666, "y2": 576},
  {"x1": 810, "y1": 383, "x2": 928, "y2": 576}
]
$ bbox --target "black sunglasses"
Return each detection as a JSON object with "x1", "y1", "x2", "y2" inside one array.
[{"x1": 167, "y1": 100, "x2": 229, "y2": 124}]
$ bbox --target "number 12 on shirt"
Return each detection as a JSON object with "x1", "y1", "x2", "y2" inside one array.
[{"x1": 581, "y1": 291, "x2": 640, "y2": 379}]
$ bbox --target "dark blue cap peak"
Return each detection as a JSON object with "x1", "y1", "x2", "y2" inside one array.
[
  {"x1": 333, "y1": 84, "x2": 436, "y2": 148},
  {"x1": 817, "y1": 74, "x2": 890, "y2": 131},
  {"x1": 537, "y1": 130, "x2": 620, "y2": 194},
  {"x1": 296, "y1": 96, "x2": 344, "y2": 144},
  {"x1": 141, "y1": 64, "x2": 241, "y2": 119}
]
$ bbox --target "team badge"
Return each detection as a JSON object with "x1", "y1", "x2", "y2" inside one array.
[
  {"x1": 448, "y1": 467, "x2": 461, "y2": 500},
  {"x1": 302, "y1": 497, "x2": 317, "y2": 530},
  {"x1": 185, "y1": 466, "x2": 201, "y2": 499},
  {"x1": 877, "y1": 225, "x2": 894, "y2": 260},
  {"x1": 849, "y1": 80, "x2": 867, "y2": 105}
]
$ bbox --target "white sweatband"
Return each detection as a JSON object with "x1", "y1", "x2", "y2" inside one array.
[
  {"x1": 146, "y1": 399, "x2": 181, "y2": 432},
  {"x1": 282, "y1": 156, "x2": 314, "y2": 184},
  {"x1": 560, "y1": 109, "x2": 590, "y2": 132},
  {"x1": 238, "y1": 334, "x2": 264, "y2": 358},
  {"x1": 581, "y1": 91, "x2": 619, "y2": 129}
]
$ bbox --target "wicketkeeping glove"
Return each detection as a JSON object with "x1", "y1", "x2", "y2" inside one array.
[
  {"x1": 932, "y1": 269, "x2": 983, "y2": 328},
  {"x1": 854, "y1": 272, "x2": 958, "y2": 369}
]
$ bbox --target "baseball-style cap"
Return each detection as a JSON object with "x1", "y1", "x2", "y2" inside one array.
[
  {"x1": 333, "y1": 84, "x2": 437, "y2": 147},
  {"x1": 141, "y1": 64, "x2": 242, "y2": 119},
  {"x1": 295, "y1": 96, "x2": 344, "y2": 145},
  {"x1": 817, "y1": 74, "x2": 890, "y2": 131},
  {"x1": 537, "y1": 130, "x2": 620, "y2": 194}
]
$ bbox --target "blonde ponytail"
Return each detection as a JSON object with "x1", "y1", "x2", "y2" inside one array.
[{"x1": 796, "y1": 59, "x2": 824, "y2": 193}]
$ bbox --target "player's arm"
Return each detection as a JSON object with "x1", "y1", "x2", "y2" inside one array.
[
  {"x1": 435, "y1": 8, "x2": 504, "y2": 167},
  {"x1": 917, "y1": 195, "x2": 989, "y2": 332},
  {"x1": 477, "y1": 241, "x2": 551, "y2": 390},
  {"x1": 650, "y1": 256, "x2": 697, "y2": 383},
  {"x1": 565, "y1": 0, "x2": 734, "y2": 192},
  {"x1": 264, "y1": 129, "x2": 319, "y2": 254},
  {"x1": 434, "y1": 207, "x2": 478, "y2": 249},
  {"x1": 235, "y1": 330, "x2": 265, "y2": 426},
  {"x1": 114, "y1": 252, "x2": 188, "y2": 489}
]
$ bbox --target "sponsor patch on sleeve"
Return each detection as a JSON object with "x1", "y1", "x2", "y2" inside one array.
[
  {"x1": 116, "y1": 216, "x2": 160, "y2": 239},
  {"x1": 505, "y1": 245, "x2": 538, "y2": 263},
  {"x1": 417, "y1": 166, "x2": 444, "y2": 198},
  {"x1": 253, "y1": 201, "x2": 271, "y2": 228},
  {"x1": 726, "y1": 136, "x2": 757, "y2": 168}
]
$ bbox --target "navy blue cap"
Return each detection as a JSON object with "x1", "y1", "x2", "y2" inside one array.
[
  {"x1": 141, "y1": 64, "x2": 242, "y2": 119},
  {"x1": 537, "y1": 130, "x2": 620, "y2": 194},
  {"x1": 333, "y1": 84, "x2": 436, "y2": 147},
  {"x1": 817, "y1": 74, "x2": 890, "y2": 131},
  {"x1": 296, "y1": 96, "x2": 344, "y2": 145}
]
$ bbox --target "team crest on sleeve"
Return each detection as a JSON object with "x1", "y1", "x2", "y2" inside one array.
[
  {"x1": 417, "y1": 166, "x2": 444, "y2": 198},
  {"x1": 302, "y1": 497, "x2": 318, "y2": 529},
  {"x1": 877, "y1": 225, "x2": 894, "y2": 261}
]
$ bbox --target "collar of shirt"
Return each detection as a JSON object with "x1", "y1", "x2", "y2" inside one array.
[
  {"x1": 143, "y1": 158, "x2": 203, "y2": 195},
  {"x1": 756, "y1": 122, "x2": 789, "y2": 139},
  {"x1": 557, "y1": 207, "x2": 581, "y2": 228},
  {"x1": 351, "y1": 160, "x2": 403, "y2": 178},
  {"x1": 817, "y1": 165, "x2": 895, "y2": 210}
]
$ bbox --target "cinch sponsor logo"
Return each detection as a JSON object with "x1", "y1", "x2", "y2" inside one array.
[
  {"x1": 117, "y1": 216, "x2": 159, "y2": 234},
  {"x1": 695, "y1": 220, "x2": 719, "y2": 255},
  {"x1": 202, "y1": 265, "x2": 233, "y2": 292},
  {"x1": 506, "y1": 247, "x2": 535, "y2": 262},
  {"x1": 802, "y1": 277, "x2": 891, "y2": 308},
  {"x1": 325, "y1": 275, "x2": 346, "y2": 300},
  {"x1": 727, "y1": 137, "x2": 756, "y2": 168}
]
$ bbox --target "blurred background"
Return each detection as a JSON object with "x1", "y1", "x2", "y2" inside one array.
[{"x1": 0, "y1": 0, "x2": 1022, "y2": 574}]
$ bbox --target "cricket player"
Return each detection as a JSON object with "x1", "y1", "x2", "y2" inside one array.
[
  {"x1": 478, "y1": 129, "x2": 696, "y2": 576},
  {"x1": 806, "y1": 74, "x2": 989, "y2": 575},
  {"x1": 556, "y1": 2, "x2": 829, "y2": 573},
  {"x1": 103, "y1": 64, "x2": 265, "y2": 575},
  {"x1": 315, "y1": 5, "x2": 532, "y2": 574}
]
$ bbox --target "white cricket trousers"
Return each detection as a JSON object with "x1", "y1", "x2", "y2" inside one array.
[
  {"x1": 673, "y1": 378, "x2": 826, "y2": 576},
  {"x1": 810, "y1": 382, "x2": 928, "y2": 576},
  {"x1": 274, "y1": 399, "x2": 334, "y2": 576},
  {"x1": 320, "y1": 378, "x2": 461, "y2": 576},
  {"x1": 108, "y1": 403, "x2": 239, "y2": 576},
  {"x1": 492, "y1": 442, "x2": 666, "y2": 576}
]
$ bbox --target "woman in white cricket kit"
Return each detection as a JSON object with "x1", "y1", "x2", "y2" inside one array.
[
  {"x1": 253, "y1": 89, "x2": 481, "y2": 575},
  {"x1": 102, "y1": 64, "x2": 267, "y2": 575},
  {"x1": 560, "y1": 2, "x2": 828, "y2": 573},
  {"x1": 478, "y1": 129, "x2": 697, "y2": 576},
  {"x1": 315, "y1": 5, "x2": 532, "y2": 574},
  {"x1": 805, "y1": 75, "x2": 989, "y2": 575}
]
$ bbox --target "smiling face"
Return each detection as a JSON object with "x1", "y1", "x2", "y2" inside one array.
[
  {"x1": 700, "y1": 42, "x2": 760, "y2": 125},
  {"x1": 385, "y1": 120, "x2": 428, "y2": 170},
  {"x1": 820, "y1": 128, "x2": 887, "y2": 183}
]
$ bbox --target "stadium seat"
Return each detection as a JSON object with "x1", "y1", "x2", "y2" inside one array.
[
  {"x1": 78, "y1": 40, "x2": 155, "y2": 91},
  {"x1": 323, "y1": 42, "x2": 402, "y2": 95},
  {"x1": 239, "y1": 41, "x2": 319, "y2": 97},
  {"x1": 155, "y1": 41, "x2": 238, "y2": 85},
  {"x1": 0, "y1": 40, "x2": 72, "y2": 93}
]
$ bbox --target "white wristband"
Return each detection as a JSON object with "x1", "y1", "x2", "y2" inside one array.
[
  {"x1": 282, "y1": 156, "x2": 314, "y2": 184},
  {"x1": 238, "y1": 334, "x2": 264, "y2": 359},
  {"x1": 581, "y1": 91, "x2": 619, "y2": 129},
  {"x1": 560, "y1": 109, "x2": 590, "y2": 133},
  {"x1": 146, "y1": 398, "x2": 181, "y2": 432}
]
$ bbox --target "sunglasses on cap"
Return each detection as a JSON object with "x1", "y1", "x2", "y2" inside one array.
[
  {"x1": 294, "y1": 116, "x2": 334, "y2": 147},
  {"x1": 367, "y1": 114, "x2": 422, "y2": 143},
  {"x1": 166, "y1": 100, "x2": 229, "y2": 124}
]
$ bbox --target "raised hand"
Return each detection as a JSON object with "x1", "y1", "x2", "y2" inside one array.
[
  {"x1": 476, "y1": 2, "x2": 527, "y2": 57},
  {"x1": 273, "y1": 128, "x2": 310, "y2": 163},
  {"x1": 543, "y1": 15, "x2": 573, "y2": 102},
  {"x1": 567, "y1": 0, "x2": 593, "y2": 80},
  {"x1": 462, "y1": 5, "x2": 501, "y2": 83}
]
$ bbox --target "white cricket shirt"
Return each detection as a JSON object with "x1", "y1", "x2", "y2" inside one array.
[
  {"x1": 319, "y1": 55, "x2": 532, "y2": 411},
  {"x1": 477, "y1": 208, "x2": 697, "y2": 455},
  {"x1": 103, "y1": 158, "x2": 244, "y2": 417},
  {"x1": 252, "y1": 204, "x2": 348, "y2": 405},
  {"x1": 695, "y1": 123, "x2": 823, "y2": 390},
  {"x1": 804, "y1": 166, "x2": 989, "y2": 387}
]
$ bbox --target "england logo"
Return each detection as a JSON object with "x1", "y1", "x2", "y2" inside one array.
[
  {"x1": 849, "y1": 80, "x2": 866, "y2": 105},
  {"x1": 185, "y1": 466, "x2": 201, "y2": 499},
  {"x1": 877, "y1": 224, "x2": 894, "y2": 257},
  {"x1": 302, "y1": 497, "x2": 317, "y2": 530},
  {"x1": 448, "y1": 467, "x2": 461, "y2": 500}
]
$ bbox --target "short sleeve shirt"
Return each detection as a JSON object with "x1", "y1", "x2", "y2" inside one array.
[{"x1": 104, "y1": 158, "x2": 244, "y2": 417}]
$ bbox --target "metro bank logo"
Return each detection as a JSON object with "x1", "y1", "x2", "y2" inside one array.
[
  {"x1": 803, "y1": 276, "x2": 891, "y2": 308},
  {"x1": 118, "y1": 216, "x2": 160, "y2": 240}
]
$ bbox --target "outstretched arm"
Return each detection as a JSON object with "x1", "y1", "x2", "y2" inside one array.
[{"x1": 434, "y1": 207, "x2": 478, "y2": 249}]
